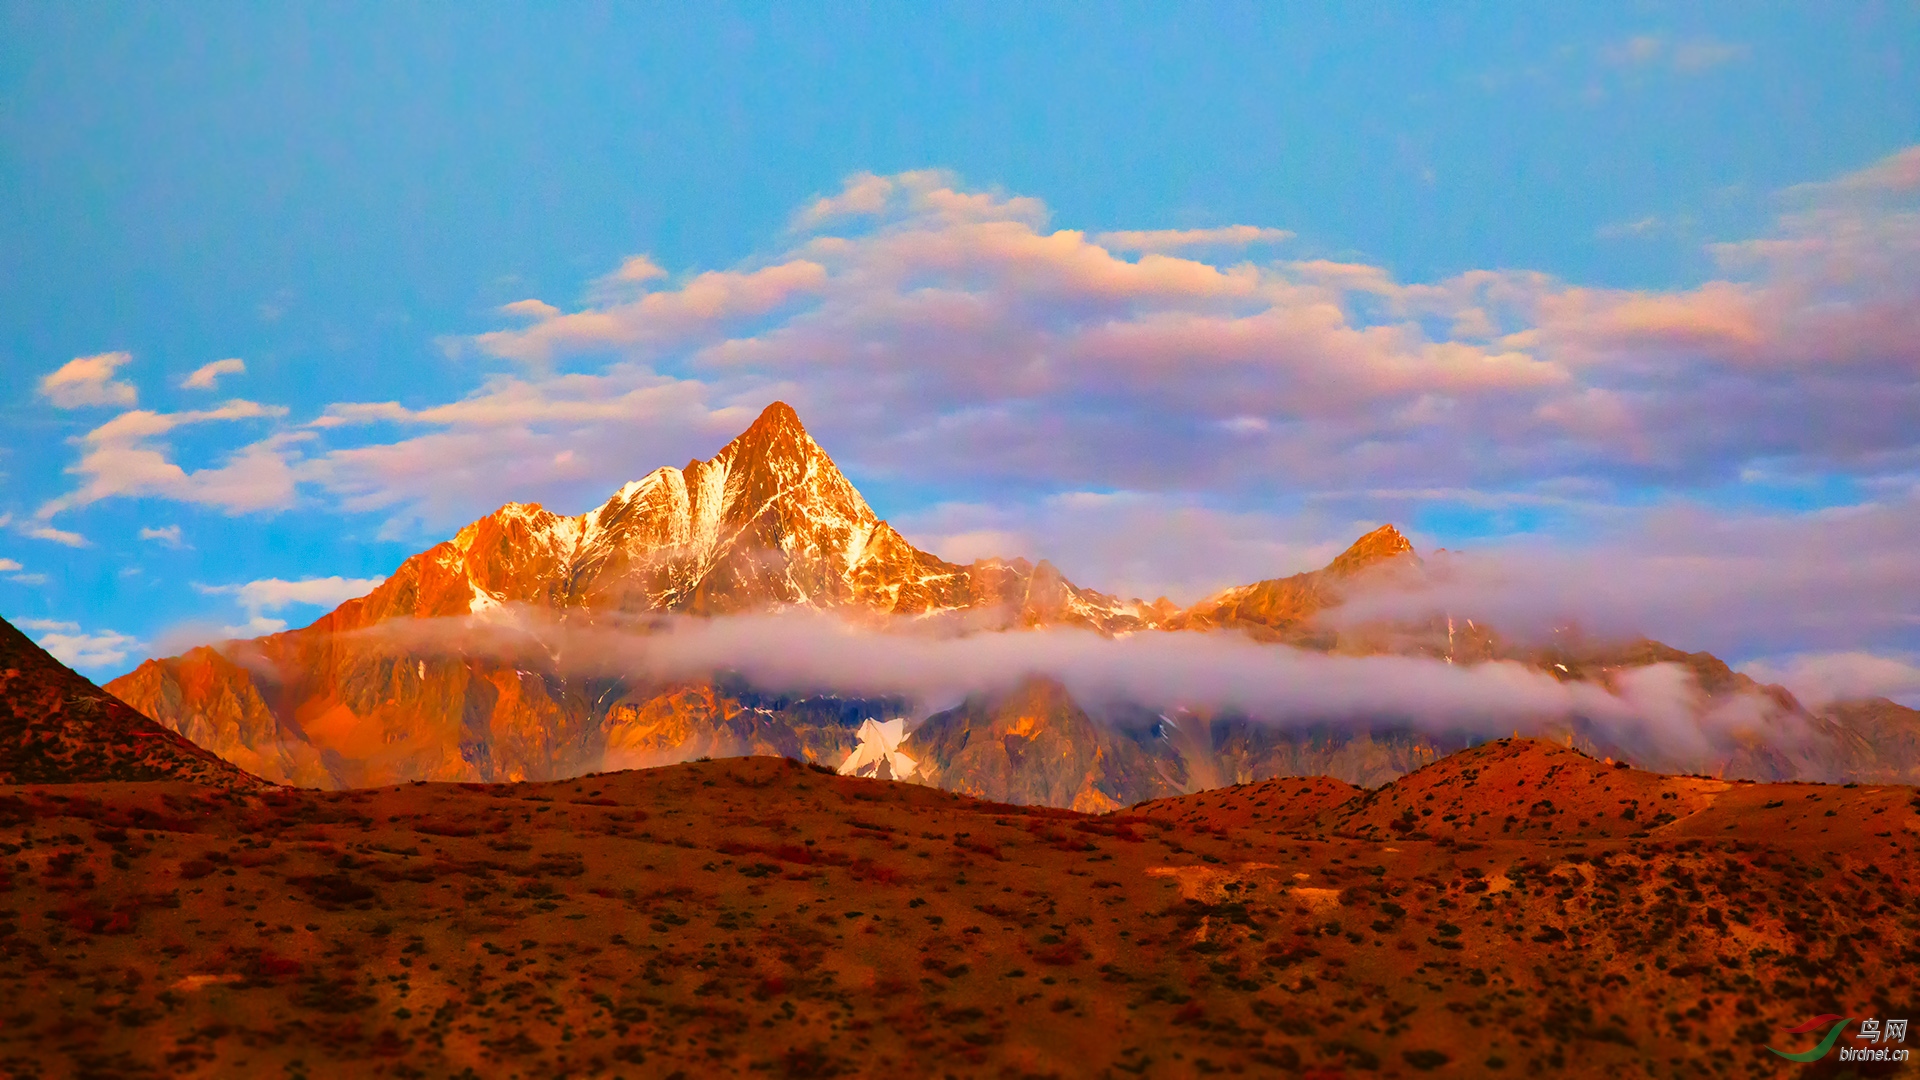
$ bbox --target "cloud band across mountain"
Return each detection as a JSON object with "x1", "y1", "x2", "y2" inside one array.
[{"x1": 348, "y1": 606, "x2": 1791, "y2": 766}]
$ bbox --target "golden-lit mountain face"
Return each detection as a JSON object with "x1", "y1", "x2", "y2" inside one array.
[{"x1": 106, "y1": 403, "x2": 1920, "y2": 802}]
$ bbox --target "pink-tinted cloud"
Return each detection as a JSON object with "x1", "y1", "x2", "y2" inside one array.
[
  {"x1": 1329, "y1": 494, "x2": 1920, "y2": 661},
  {"x1": 86, "y1": 157, "x2": 1920, "y2": 528},
  {"x1": 473, "y1": 260, "x2": 829, "y2": 364},
  {"x1": 37, "y1": 401, "x2": 295, "y2": 518},
  {"x1": 305, "y1": 372, "x2": 755, "y2": 529},
  {"x1": 895, "y1": 493, "x2": 1354, "y2": 606},
  {"x1": 39, "y1": 352, "x2": 137, "y2": 408},
  {"x1": 180, "y1": 358, "x2": 246, "y2": 390}
]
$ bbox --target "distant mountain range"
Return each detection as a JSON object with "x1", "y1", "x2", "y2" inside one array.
[{"x1": 104, "y1": 402, "x2": 1920, "y2": 805}]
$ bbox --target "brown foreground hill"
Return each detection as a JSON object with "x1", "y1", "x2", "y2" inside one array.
[
  {"x1": 1, "y1": 740, "x2": 1915, "y2": 1079},
  {"x1": 0, "y1": 617, "x2": 262, "y2": 791}
]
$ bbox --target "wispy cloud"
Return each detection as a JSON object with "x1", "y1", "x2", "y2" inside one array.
[
  {"x1": 470, "y1": 260, "x2": 829, "y2": 366},
  {"x1": 1596, "y1": 215, "x2": 1662, "y2": 240},
  {"x1": 23, "y1": 523, "x2": 89, "y2": 548},
  {"x1": 1784, "y1": 146, "x2": 1920, "y2": 201},
  {"x1": 1600, "y1": 34, "x2": 1749, "y2": 73},
  {"x1": 1094, "y1": 225, "x2": 1293, "y2": 252},
  {"x1": 180, "y1": 358, "x2": 246, "y2": 390}
]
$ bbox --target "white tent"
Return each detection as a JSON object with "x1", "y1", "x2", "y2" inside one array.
[{"x1": 837, "y1": 717, "x2": 918, "y2": 781}]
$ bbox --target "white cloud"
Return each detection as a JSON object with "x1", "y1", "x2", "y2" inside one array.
[
  {"x1": 220, "y1": 615, "x2": 289, "y2": 638},
  {"x1": 246, "y1": 155, "x2": 1890, "y2": 570},
  {"x1": 0, "y1": 558, "x2": 19, "y2": 572},
  {"x1": 1784, "y1": 146, "x2": 1920, "y2": 201},
  {"x1": 796, "y1": 172, "x2": 898, "y2": 227},
  {"x1": 471, "y1": 259, "x2": 829, "y2": 365},
  {"x1": 793, "y1": 169, "x2": 1049, "y2": 231},
  {"x1": 8, "y1": 574, "x2": 48, "y2": 586},
  {"x1": 199, "y1": 575, "x2": 386, "y2": 612},
  {"x1": 17, "y1": 620, "x2": 142, "y2": 671},
  {"x1": 195, "y1": 575, "x2": 386, "y2": 637},
  {"x1": 180, "y1": 358, "x2": 247, "y2": 390},
  {"x1": 1670, "y1": 39, "x2": 1750, "y2": 73},
  {"x1": 39, "y1": 352, "x2": 137, "y2": 408},
  {"x1": 1327, "y1": 494, "x2": 1920, "y2": 661}
]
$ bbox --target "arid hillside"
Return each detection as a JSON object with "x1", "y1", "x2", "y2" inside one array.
[
  {"x1": 0, "y1": 616, "x2": 262, "y2": 791},
  {"x1": 1, "y1": 740, "x2": 1914, "y2": 1078}
]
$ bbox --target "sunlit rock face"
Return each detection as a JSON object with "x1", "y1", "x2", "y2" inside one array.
[{"x1": 105, "y1": 402, "x2": 1920, "y2": 800}]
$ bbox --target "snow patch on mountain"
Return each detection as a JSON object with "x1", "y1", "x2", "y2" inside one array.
[{"x1": 838, "y1": 717, "x2": 917, "y2": 780}]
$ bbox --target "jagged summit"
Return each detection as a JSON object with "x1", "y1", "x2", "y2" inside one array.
[
  {"x1": 1170, "y1": 523, "x2": 1417, "y2": 642},
  {"x1": 721, "y1": 399, "x2": 809, "y2": 454},
  {"x1": 300, "y1": 402, "x2": 1190, "y2": 630},
  {"x1": 1326, "y1": 523, "x2": 1415, "y2": 577}
]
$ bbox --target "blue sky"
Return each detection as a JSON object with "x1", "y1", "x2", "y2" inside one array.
[{"x1": 2, "y1": 3, "x2": 1918, "y2": 700}]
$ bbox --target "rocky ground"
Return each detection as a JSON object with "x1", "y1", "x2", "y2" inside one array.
[{"x1": 0, "y1": 740, "x2": 1915, "y2": 1079}]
